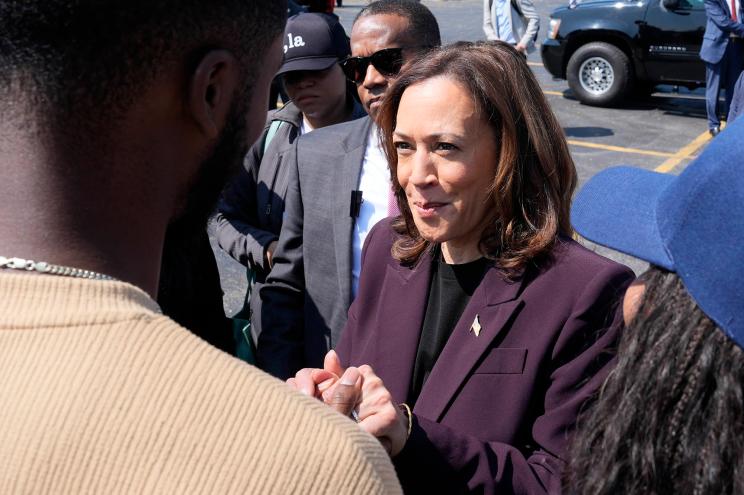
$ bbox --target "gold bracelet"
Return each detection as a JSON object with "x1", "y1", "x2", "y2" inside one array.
[{"x1": 398, "y1": 402, "x2": 413, "y2": 439}]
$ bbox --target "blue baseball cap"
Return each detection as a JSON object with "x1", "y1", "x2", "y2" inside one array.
[
  {"x1": 276, "y1": 13, "x2": 350, "y2": 77},
  {"x1": 572, "y1": 117, "x2": 744, "y2": 348}
]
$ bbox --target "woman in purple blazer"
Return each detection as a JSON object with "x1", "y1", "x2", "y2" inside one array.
[{"x1": 291, "y1": 41, "x2": 633, "y2": 494}]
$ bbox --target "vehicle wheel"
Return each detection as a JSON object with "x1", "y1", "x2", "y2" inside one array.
[{"x1": 566, "y1": 42, "x2": 633, "y2": 107}]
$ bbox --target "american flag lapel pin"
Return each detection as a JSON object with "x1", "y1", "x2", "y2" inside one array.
[{"x1": 470, "y1": 314, "x2": 481, "y2": 337}]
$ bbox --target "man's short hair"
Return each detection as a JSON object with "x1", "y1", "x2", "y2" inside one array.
[
  {"x1": 0, "y1": 0, "x2": 287, "y2": 124},
  {"x1": 354, "y1": 0, "x2": 441, "y2": 48}
]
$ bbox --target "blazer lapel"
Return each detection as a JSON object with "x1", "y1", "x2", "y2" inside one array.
[
  {"x1": 413, "y1": 267, "x2": 526, "y2": 422},
  {"x1": 373, "y1": 254, "x2": 433, "y2": 403},
  {"x1": 331, "y1": 117, "x2": 372, "y2": 345}
]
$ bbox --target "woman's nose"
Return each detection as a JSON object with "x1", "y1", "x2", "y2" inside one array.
[{"x1": 407, "y1": 150, "x2": 437, "y2": 187}]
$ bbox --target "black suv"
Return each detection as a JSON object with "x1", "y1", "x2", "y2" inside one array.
[{"x1": 541, "y1": 0, "x2": 706, "y2": 106}]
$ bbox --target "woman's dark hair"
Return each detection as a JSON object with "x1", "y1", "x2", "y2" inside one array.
[
  {"x1": 567, "y1": 267, "x2": 744, "y2": 495},
  {"x1": 377, "y1": 41, "x2": 577, "y2": 274}
]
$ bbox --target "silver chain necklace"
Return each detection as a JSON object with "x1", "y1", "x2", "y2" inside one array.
[{"x1": 0, "y1": 256, "x2": 116, "y2": 281}]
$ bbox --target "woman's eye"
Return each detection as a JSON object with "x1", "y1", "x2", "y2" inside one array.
[
  {"x1": 436, "y1": 142, "x2": 457, "y2": 151},
  {"x1": 394, "y1": 141, "x2": 412, "y2": 151}
]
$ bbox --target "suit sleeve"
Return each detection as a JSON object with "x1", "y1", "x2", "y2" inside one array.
[
  {"x1": 517, "y1": 0, "x2": 540, "y2": 48},
  {"x1": 483, "y1": 0, "x2": 499, "y2": 40},
  {"x1": 391, "y1": 265, "x2": 634, "y2": 494},
  {"x1": 257, "y1": 140, "x2": 307, "y2": 380},
  {"x1": 214, "y1": 136, "x2": 277, "y2": 273},
  {"x1": 705, "y1": 0, "x2": 744, "y2": 36}
]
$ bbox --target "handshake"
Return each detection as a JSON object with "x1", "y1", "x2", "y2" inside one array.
[{"x1": 287, "y1": 350, "x2": 412, "y2": 457}]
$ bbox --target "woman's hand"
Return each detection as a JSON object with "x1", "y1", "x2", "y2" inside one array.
[
  {"x1": 287, "y1": 350, "x2": 345, "y2": 397},
  {"x1": 287, "y1": 351, "x2": 362, "y2": 417},
  {"x1": 288, "y1": 352, "x2": 410, "y2": 457},
  {"x1": 356, "y1": 365, "x2": 410, "y2": 457}
]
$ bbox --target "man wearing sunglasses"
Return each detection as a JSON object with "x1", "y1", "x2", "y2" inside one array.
[{"x1": 258, "y1": 0, "x2": 441, "y2": 380}]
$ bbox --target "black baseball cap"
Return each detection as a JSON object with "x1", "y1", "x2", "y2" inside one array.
[{"x1": 276, "y1": 13, "x2": 350, "y2": 77}]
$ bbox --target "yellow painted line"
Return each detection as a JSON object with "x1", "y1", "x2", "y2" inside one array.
[
  {"x1": 527, "y1": 61, "x2": 543, "y2": 67},
  {"x1": 539, "y1": 87, "x2": 709, "y2": 167},
  {"x1": 654, "y1": 130, "x2": 711, "y2": 173},
  {"x1": 567, "y1": 140, "x2": 676, "y2": 158}
]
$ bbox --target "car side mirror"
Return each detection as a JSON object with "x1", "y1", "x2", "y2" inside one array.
[{"x1": 662, "y1": 0, "x2": 679, "y2": 9}]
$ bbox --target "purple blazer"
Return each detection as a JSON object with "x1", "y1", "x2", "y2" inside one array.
[{"x1": 336, "y1": 220, "x2": 634, "y2": 494}]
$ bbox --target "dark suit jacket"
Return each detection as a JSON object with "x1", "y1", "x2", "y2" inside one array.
[
  {"x1": 216, "y1": 102, "x2": 303, "y2": 275},
  {"x1": 701, "y1": 0, "x2": 744, "y2": 64},
  {"x1": 336, "y1": 220, "x2": 634, "y2": 494},
  {"x1": 215, "y1": 103, "x2": 302, "y2": 345},
  {"x1": 259, "y1": 116, "x2": 374, "y2": 379},
  {"x1": 216, "y1": 102, "x2": 365, "y2": 346}
]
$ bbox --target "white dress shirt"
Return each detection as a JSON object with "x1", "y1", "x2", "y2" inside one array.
[{"x1": 352, "y1": 125, "x2": 391, "y2": 297}]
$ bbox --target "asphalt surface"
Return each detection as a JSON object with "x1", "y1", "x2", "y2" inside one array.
[{"x1": 212, "y1": 0, "x2": 713, "y2": 315}]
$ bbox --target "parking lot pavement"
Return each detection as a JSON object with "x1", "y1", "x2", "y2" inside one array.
[{"x1": 211, "y1": 0, "x2": 717, "y2": 314}]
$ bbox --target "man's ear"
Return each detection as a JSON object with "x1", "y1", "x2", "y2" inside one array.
[{"x1": 188, "y1": 49, "x2": 240, "y2": 139}]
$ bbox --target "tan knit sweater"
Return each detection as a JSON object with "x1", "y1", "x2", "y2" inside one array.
[{"x1": 0, "y1": 273, "x2": 401, "y2": 494}]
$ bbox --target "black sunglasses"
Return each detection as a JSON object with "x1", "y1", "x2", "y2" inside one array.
[{"x1": 340, "y1": 47, "x2": 405, "y2": 84}]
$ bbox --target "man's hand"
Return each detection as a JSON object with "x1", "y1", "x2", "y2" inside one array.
[{"x1": 515, "y1": 43, "x2": 528, "y2": 54}]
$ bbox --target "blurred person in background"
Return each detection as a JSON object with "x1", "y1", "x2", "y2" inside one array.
[
  {"x1": 296, "y1": 0, "x2": 336, "y2": 14},
  {"x1": 568, "y1": 114, "x2": 744, "y2": 495},
  {"x1": 483, "y1": 0, "x2": 539, "y2": 55},
  {"x1": 700, "y1": 0, "x2": 744, "y2": 136},
  {"x1": 216, "y1": 12, "x2": 365, "y2": 358}
]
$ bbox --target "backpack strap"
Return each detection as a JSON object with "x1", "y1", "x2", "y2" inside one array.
[{"x1": 263, "y1": 120, "x2": 286, "y2": 155}]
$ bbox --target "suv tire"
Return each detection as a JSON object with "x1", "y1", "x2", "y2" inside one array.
[{"x1": 567, "y1": 42, "x2": 633, "y2": 107}]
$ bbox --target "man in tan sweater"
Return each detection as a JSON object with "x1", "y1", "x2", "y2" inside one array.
[{"x1": 0, "y1": 1, "x2": 400, "y2": 493}]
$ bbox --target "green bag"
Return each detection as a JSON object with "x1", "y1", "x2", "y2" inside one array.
[{"x1": 232, "y1": 267, "x2": 256, "y2": 364}]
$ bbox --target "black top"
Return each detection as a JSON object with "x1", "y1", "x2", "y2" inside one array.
[{"x1": 408, "y1": 250, "x2": 489, "y2": 405}]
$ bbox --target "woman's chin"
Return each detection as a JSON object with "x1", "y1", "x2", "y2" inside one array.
[{"x1": 415, "y1": 225, "x2": 450, "y2": 244}]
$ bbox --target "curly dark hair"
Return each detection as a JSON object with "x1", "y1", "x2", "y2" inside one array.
[
  {"x1": 377, "y1": 41, "x2": 576, "y2": 274},
  {"x1": 566, "y1": 267, "x2": 744, "y2": 495}
]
